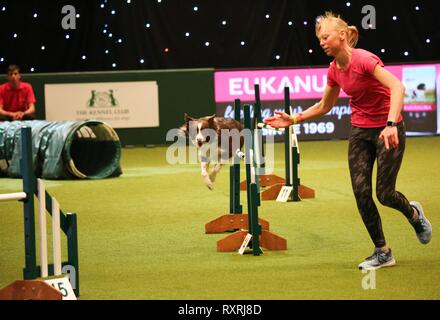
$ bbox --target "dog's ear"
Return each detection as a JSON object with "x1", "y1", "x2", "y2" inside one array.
[
  {"x1": 180, "y1": 113, "x2": 193, "y2": 136},
  {"x1": 184, "y1": 113, "x2": 194, "y2": 123},
  {"x1": 207, "y1": 114, "x2": 216, "y2": 124}
]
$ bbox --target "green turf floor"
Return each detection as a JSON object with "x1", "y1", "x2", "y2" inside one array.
[{"x1": 1, "y1": 137, "x2": 439, "y2": 300}]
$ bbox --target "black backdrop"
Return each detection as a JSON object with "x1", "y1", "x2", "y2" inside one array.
[{"x1": 1, "y1": 0, "x2": 439, "y2": 73}]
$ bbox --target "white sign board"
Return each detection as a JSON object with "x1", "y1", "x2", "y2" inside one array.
[
  {"x1": 44, "y1": 276, "x2": 77, "y2": 300},
  {"x1": 44, "y1": 81, "x2": 159, "y2": 129},
  {"x1": 276, "y1": 186, "x2": 293, "y2": 202},
  {"x1": 238, "y1": 233, "x2": 253, "y2": 255}
]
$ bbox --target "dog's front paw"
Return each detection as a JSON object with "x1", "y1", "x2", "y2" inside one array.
[{"x1": 203, "y1": 176, "x2": 214, "y2": 190}]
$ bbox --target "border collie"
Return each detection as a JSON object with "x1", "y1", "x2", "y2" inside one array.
[
  {"x1": 180, "y1": 114, "x2": 243, "y2": 190},
  {"x1": 410, "y1": 83, "x2": 426, "y2": 101}
]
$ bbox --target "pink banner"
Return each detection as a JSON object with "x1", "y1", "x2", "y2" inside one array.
[
  {"x1": 215, "y1": 68, "x2": 334, "y2": 102},
  {"x1": 404, "y1": 104, "x2": 436, "y2": 112},
  {"x1": 214, "y1": 64, "x2": 439, "y2": 103}
]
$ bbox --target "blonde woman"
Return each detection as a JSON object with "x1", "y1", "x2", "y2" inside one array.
[{"x1": 264, "y1": 12, "x2": 432, "y2": 270}]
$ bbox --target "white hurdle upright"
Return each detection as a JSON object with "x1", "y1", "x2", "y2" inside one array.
[
  {"x1": 51, "y1": 197, "x2": 62, "y2": 276},
  {"x1": 37, "y1": 179, "x2": 48, "y2": 278},
  {"x1": 37, "y1": 178, "x2": 62, "y2": 277},
  {"x1": 288, "y1": 106, "x2": 300, "y2": 189}
]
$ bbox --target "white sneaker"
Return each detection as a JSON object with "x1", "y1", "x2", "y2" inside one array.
[
  {"x1": 358, "y1": 248, "x2": 396, "y2": 270},
  {"x1": 410, "y1": 201, "x2": 432, "y2": 244}
]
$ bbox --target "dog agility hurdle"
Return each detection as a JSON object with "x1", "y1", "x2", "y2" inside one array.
[
  {"x1": 205, "y1": 99, "x2": 270, "y2": 234},
  {"x1": 241, "y1": 85, "x2": 315, "y2": 202},
  {"x1": 0, "y1": 127, "x2": 80, "y2": 297},
  {"x1": 206, "y1": 104, "x2": 287, "y2": 254}
]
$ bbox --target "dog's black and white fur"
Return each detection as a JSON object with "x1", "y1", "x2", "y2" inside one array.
[
  {"x1": 180, "y1": 114, "x2": 243, "y2": 190},
  {"x1": 409, "y1": 83, "x2": 426, "y2": 101}
]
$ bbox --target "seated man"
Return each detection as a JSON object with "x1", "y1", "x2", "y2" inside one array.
[{"x1": 0, "y1": 64, "x2": 36, "y2": 121}]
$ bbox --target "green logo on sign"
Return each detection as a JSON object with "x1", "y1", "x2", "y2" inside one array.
[{"x1": 87, "y1": 90, "x2": 119, "y2": 108}]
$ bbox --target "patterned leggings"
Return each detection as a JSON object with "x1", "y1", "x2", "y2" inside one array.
[{"x1": 348, "y1": 122, "x2": 414, "y2": 248}]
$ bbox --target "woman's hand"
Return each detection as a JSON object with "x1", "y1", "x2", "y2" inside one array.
[
  {"x1": 263, "y1": 111, "x2": 293, "y2": 128},
  {"x1": 379, "y1": 126, "x2": 399, "y2": 150}
]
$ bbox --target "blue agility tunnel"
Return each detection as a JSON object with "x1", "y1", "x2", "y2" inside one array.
[{"x1": 0, "y1": 120, "x2": 122, "y2": 179}]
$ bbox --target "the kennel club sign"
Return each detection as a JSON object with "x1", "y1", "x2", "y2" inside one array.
[{"x1": 45, "y1": 81, "x2": 159, "y2": 128}]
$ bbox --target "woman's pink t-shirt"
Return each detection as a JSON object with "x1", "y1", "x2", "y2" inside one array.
[{"x1": 327, "y1": 48, "x2": 402, "y2": 128}]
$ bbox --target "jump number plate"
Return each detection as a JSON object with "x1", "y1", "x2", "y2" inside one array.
[
  {"x1": 44, "y1": 276, "x2": 77, "y2": 300},
  {"x1": 276, "y1": 186, "x2": 293, "y2": 202},
  {"x1": 238, "y1": 233, "x2": 253, "y2": 255}
]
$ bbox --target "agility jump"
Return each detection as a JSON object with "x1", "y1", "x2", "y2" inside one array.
[
  {"x1": 205, "y1": 99, "x2": 270, "y2": 234},
  {"x1": 241, "y1": 85, "x2": 315, "y2": 202},
  {"x1": 206, "y1": 103, "x2": 287, "y2": 255},
  {"x1": 0, "y1": 127, "x2": 80, "y2": 297}
]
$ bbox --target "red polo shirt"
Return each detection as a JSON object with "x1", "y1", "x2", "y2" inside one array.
[{"x1": 0, "y1": 81, "x2": 36, "y2": 112}]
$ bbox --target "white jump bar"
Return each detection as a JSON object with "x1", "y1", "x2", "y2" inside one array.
[
  {"x1": 0, "y1": 192, "x2": 27, "y2": 202},
  {"x1": 257, "y1": 123, "x2": 286, "y2": 132}
]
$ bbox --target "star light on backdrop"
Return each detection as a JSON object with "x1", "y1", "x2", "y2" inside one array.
[{"x1": 0, "y1": 0, "x2": 438, "y2": 73}]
